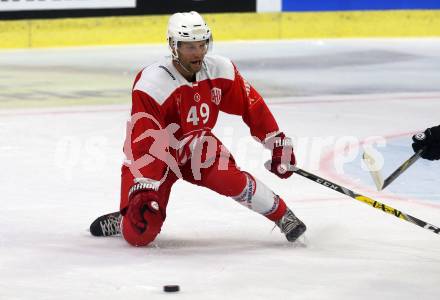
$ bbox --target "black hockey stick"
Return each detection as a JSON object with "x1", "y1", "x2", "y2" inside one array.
[
  {"x1": 265, "y1": 161, "x2": 440, "y2": 235},
  {"x1": 363, "y1": 147, "x2": 425, "y2": 191}
]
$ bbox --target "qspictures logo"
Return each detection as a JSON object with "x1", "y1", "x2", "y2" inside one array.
[{"x1": 54, "y1": 112, "x2": 389, "y2": 184}]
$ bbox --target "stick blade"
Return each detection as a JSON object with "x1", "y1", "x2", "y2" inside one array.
[{"x1": 362, "y1": 150, "x2": 384, "y2": 191}]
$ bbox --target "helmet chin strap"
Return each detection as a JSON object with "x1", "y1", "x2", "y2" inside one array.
[
  {"x1": 170, "y1": 43, "x2": 193, "y2": 75},
  {"x1": 173, "y1": 56, "x2": 193, "y2": 74}
]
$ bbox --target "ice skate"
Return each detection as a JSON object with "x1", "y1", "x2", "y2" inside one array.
[
  {"x1": 276, "y1": 208, "x2": 306, "y2": 242},
  {"x1": 90, "y1": 212, "x2": 122, "y2": 237}
]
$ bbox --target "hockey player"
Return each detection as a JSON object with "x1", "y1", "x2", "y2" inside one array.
[
  {"x1": 412, "y1": 125, "x2": 440, "y2": 161},
  {"x1": 96, "y1": 11, "x2": 306, "y2": 246}
]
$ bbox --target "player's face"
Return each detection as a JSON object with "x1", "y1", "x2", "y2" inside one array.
[{"x1": 177, "y1": 40, "x2": 208, "y2": 74}]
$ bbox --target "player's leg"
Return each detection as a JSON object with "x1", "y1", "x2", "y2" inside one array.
[
  {"x1": 120, "y1": 167, "x2": 178, "y2": 246},
  {"x1": 184, "y1": 155, "x2": 306, "y2": 242}
]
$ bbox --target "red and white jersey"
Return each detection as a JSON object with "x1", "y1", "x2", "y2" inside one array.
[{"x1": 120, "y1": 55, "x2": 279, "y2": 210}]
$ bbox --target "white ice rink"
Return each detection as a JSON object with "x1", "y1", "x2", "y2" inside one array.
[{"x1": 1, "y1": 39, "x2": 440, "y2": 299}]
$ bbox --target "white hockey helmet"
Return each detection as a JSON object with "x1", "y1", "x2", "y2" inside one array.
[{"x1": 167, "y1": 11, "x2": 212, "y2": 58}]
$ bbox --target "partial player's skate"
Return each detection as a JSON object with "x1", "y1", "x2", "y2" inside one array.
[
  {"x1": 90, "y1": 212, "x2": 122, "y2": 237},
  {"x1": 276, "y1": 208, "x2": 307, "y2": 242}
]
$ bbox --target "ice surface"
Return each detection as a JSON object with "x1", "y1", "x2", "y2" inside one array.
[{"x1": 1, "y1": 39, "x2": 440, "y2": 300}]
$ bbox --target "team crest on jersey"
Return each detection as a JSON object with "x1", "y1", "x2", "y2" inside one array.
[
  {"x1": 194, "y1": 93, "x2": 201, "y2": 102},
  {"x1": 211, "y1": 87, "x2": 222, "y2": 105}
]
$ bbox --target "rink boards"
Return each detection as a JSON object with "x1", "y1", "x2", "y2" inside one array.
[{"x1": 1, "y1": 10, "x2": 440, "y2": 48}]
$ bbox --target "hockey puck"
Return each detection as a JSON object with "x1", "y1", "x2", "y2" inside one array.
[{"x1": 163, "y1": 285, "x2": 180, "y2": 292}]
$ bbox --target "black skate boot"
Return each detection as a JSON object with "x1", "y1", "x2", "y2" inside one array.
[
  {"x1": 276, "y1": 208, "x2": 306, "y2": 242},
  {"x1": 90, "y1": 211, "x2": 122, "y2": 237}
]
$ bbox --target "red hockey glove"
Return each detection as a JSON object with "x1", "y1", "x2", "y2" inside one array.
[
  {"x1": 266, "y1": 132, "x2": 296, "y2": 179},
  {"x1": 126, "y1": 186, "x2": 162, "y2": 234}
]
